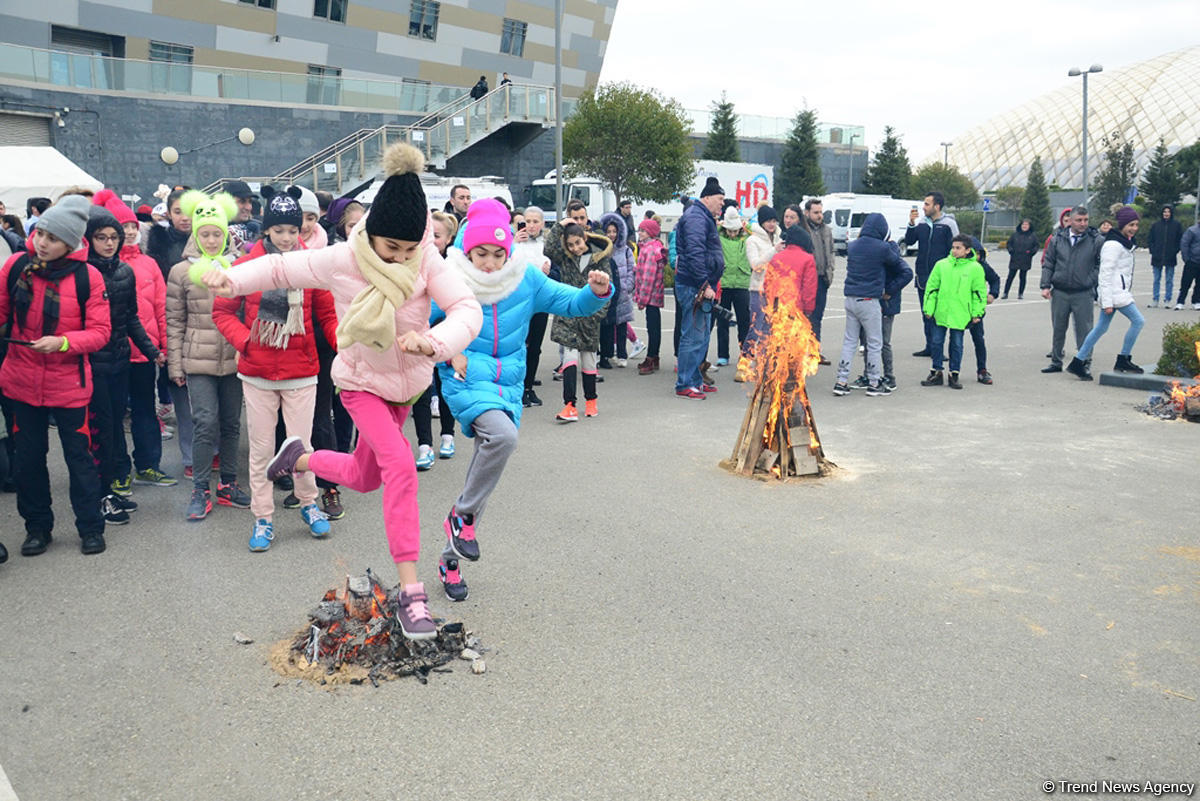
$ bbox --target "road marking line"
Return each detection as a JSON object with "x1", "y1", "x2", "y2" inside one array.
[{"x1": 0, "y1": 762, "x2": 20, "y2": 801}]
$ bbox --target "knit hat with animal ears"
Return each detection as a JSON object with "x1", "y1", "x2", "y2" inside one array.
[{"x1": 179, "y1": 189, "x2": 238, "y2": 285}]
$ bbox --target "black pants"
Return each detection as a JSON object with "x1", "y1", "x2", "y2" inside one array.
[
  {"x1": 312, "y1": 350, "x2": 341, "y2": 490},
  {"x1": 0, "y1": 389, "x2": 15, "y2": 480},
  {"x1": 411, "y1": 373, "x2": 455, "y2": 447},
  {"x1": 89, "y1": 367, "x2": 131, "y2": 490},
  {"x1": 525, "y1": 312, "x2": 549, "y2": 390},
  {"x1": 1004, "y1": 268, "x2": 1028, "y2": 297},
  {"x1": 968, "y1": 318, "x2": 987, "y2": 371},
  {"x1": 645, "y1": 306, "x2": 662, "y2": 358},
  {"x1": 599, "y1": 321, "x2": 615, "y2": 360},
  {"x1": 714, "y1": 287, "x2": 750, "y2": 361},
  {"x1": 1177, "y1": 262, "x2": 1200, "y2": 305},
  {"x1": 673, "y1": 300, "x2": 682, "y2": 357},
  {"x1": 561, "y1": 366, "x2": 597, "y2": 404},
  {"x1": 13, "y1": 401, "x2": 104, "y2": 537},
  {"x1": 917, "y1": 284, "x2": 934, "y2": 350},
  {"x1": 128, "y1": 361, "x2": 162, "y2": 472}
]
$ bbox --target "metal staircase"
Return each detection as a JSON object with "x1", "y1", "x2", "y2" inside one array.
[{"x1": 203, "y1": 83, "x2": 558, "y2": 196}]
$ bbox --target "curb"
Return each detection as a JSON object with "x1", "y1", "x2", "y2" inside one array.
[{"x1": 1097, "y1": 366, "x2": 1198, "y2": 391}]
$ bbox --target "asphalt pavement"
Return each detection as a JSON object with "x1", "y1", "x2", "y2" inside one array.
[{"x1": 0, "y1": 250, "x2": 1196, "y2": 801}]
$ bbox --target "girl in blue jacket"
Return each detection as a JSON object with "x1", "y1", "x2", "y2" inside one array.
[{"x1": 432, "y1": 198, "x2": 611, "y2": 601}]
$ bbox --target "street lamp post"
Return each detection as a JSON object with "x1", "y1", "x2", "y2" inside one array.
[
  {"x1": 554, "y1": 0, "x2": 563, "y2": 222},
  {"x1": 940, "y1": 141, "x2": 951, "y2": 168},
  {"x1": 847, "y1": 133, "x2": 860, "y2": 192},
  {"x1": 1067, "y1": 64, "x2": 1103, "y2": 206}
]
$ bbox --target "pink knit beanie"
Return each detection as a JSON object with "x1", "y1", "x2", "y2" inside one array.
[{"x1": 461, "y1": 198, "x2": 513, "y2": 257}]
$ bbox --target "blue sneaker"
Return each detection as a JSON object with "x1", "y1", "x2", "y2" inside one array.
[
  {"x1": 249, "y1": 518, "x2": 273, "y2": 552},
  {"x1": 438, "y1": 435, "x2": 455, "y2": 459},
  {"x1": 301, "y1": 503, "x2": 331, "y2": 538},
  {"x1": 415, "y1": 444, "x2": 435, "y2": 471},
  {"x1": 715, "y1": 357, "x2": 729, "y2": 367}
]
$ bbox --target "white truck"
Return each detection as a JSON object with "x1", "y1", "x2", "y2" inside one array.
[
  {"x1": 526, "y1": 159, "x2": 774, "y2": 224},
  {"x1": 820, "y1": 193, "x2": 921, "y2": 254}
]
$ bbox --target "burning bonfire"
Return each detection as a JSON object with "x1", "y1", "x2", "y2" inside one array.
[
  {"x1": 722, "y1": 266, "x2": 831, "y2": 480},
  {"x1": 270, "y1": 569, "x2": 481, "y2": 686},
  {"x1": 1141, "y1": 341, "x2": 1200, "y2": 422}
]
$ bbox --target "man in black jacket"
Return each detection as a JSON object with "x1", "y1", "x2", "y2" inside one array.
[
  {"x1": 1148, "y1": 205, "x2": 1183, "y2": 307},
  {"x1": 905, "y1": 191, "x2": 958, "y2": 356},
  {"x1": 1040, "y1": 206, "x2": 1102, "y2": 376}
]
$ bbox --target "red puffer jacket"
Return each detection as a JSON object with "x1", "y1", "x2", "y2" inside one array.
[
  {"x1": 0, "y1": 242, "x2": 112, "y2": 408},
  {"x1": 122, "y1": 243, "x2": 166, "y2": 363},
  {"x1": 213, "y1": 240, "x2": 338, "y2": 381}
]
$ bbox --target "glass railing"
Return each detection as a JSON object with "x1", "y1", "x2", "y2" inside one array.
[
  {"x1": 685, "y1": 107, "x2": 864, "y2": 145},
  {"x1": 0, "y1": 41, "x2": 478, "y2": 115}
]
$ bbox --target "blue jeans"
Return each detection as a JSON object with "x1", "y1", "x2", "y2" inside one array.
[
  {"x1": 930, "y1": 326, "x2": 964, "y2": 372},
  {"x1": 1151, "y1": 264, "x2": 1175, "y2": 303},
  {"x1": 742, "y1": 291, "x2": 768, "y2": 356},
  {"x1": 1076, "y1": 303, "x2": 1145, "y2": 361},
  {"x1": 674, "y1": 283, "x2": 710, "y2": 391}
]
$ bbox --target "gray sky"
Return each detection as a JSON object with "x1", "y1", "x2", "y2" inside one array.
[{"x1": 599, "y1": 0, "x2": 1199, "y2": 165}]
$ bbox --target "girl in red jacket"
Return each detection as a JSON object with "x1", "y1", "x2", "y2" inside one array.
[
  {"x1": 213, "y1": 187, "x2": 340, "y2": 552},
  {"x1": 0, "y1": 195, "x2": 112, "y2": 556}
]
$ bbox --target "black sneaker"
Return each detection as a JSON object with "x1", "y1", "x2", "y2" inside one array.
[
  {"x1": 274, "y1": 474, "x2": 294, "y2": 492},
  {"x1": 884, "y1": 375, "x2": 898, "y2": 391},
  {"x1": 101, "y1": 495, "x2": 130, "y2": 525},
  {"x1": 522, "y1": 388, "x2": 543, "y2": 407},
  {"x1": 977, "y1": 370, "x2": 994, "y2": 385},
  {"x1": 282, "y1": 493, "x2": 301, "y2": 509},
  {"x1": 849, "y1": 375, "x2": 871, "y2": 390},
  {"x1": 443, "y1": 506, "x2": 480, "y2": 561},
  {"x1": 20, "y1": 531, "x2": 51, "y2": 556},
  {"x1": 832, "y1": 382, "x2": 850, "y2": 396},
  {"x1": 0, "y1": 540, "x2": 6, "y2": 564},
  {"x1": 216, "y1": 481, "x2": 252, "y2": 508},
  {"x1": 865, "y1": 382, "x2": 892, "y2": 397},
  {"x1": 439, "y1": 555, "x2": 469, "y2": 602},
  {"x1": 920, "y1": 370, "x2": 944, "y2": 386},
  {"x1": 597, "y1": 358, "x2": 614, "y2": 369},
  {"x1": 80, "y1": 533, "x2": 106, "y2": 555},
  {"x1": 186, "y1": 488, "x2": 212, "y2": 521},
  {"x1": 947, "y1": 372, "x2": 963, "y2": 390},
  {"x1": 110, "y1": 494, "x2": 138, "y2": 513},
  {"x1": 912, "y1": 349, "x2": 932, "y2": 357}
]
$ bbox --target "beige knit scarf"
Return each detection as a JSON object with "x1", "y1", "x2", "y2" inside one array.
[{"x1": 336, "y1": 221, "x2": 422, "y2": 352}]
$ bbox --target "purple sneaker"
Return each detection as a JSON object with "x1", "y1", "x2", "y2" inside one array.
[
  {"x1": 444, "y1": 506, "x2": 480, "y2": 561},
  {"x1": 394, "y1": 583, "x2": 437, "y2": 640},
  {"x1": 267, "y1": 436, "x2": 308, "y2": 482}
]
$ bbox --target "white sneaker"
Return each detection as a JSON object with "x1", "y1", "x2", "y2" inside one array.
[
  {"x1": 1147, "y1": 301, "x2": 1158, "y2": 308},
  {"x1": 430, "y1": 395, "x2": 440, "y2": 418},
  {"x1": 1175, "y1": 303, "x2": 1185, "y2": 310},
  {"x1": 616, "y1": 358, "x2": 627, "y2": 368},
  {"x1": 629, "y1": 339, "x2": 647, "y2": 360},
  {"x1": 1193, "y1": 303, "x2": 1200, "y2": 310}
]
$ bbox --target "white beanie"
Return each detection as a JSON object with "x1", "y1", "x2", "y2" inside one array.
[{"x1": 296, "y1": 186, "x2": 320, "y2": 216}]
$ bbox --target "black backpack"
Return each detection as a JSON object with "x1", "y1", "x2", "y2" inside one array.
[{"x1": 3, "y1": 255, "x2": 91, "y2": 388}]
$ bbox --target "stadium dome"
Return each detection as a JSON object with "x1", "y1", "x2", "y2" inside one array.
[{"x1": 939, "y1": 45, "x2": 1200, "y2": 192}]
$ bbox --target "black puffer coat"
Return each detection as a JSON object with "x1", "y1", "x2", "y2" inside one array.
[
  {"x1": 85, "y1": 209, "x2": 160, "y2": 375},
  {"x1": 1006, "y1": 226, "x2": 1041, "y2": 272},
  {"x1": 146, "y1": 223, "x2": 191, "y2": 280}
]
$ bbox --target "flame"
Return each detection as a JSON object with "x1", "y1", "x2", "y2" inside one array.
[
  {"x1": 1165, "y1": 340, "x2": 1200, "y2": 411},
  {"x1": 306, "y1": 574, "x2": 398, "y2": 662},
  {"x1": 750, "y1": 262, "x2": 823, "y2": 454}
]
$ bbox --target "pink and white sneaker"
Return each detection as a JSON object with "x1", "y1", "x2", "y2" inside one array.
[
  {"x1": 394, "y1": 583, "x2": 437, "y2": 640},
  {"x1": 444, "y1": 506, "x2": 480, "y2": 561},
  {"x1": 439, "y1": 555, "x2": 469, "y2": 602}
]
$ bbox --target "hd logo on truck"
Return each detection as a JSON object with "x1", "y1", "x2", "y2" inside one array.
[{"x1": 735, "y1": 174, "x2": 771, "y2": 210}]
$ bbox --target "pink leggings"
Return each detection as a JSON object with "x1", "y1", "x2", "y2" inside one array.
[{"x1": 307, "y1": 390, "x2": 419, "y2": 563}]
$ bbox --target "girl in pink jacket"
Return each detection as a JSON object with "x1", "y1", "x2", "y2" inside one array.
[{"x1": 206, "y1": 144, "x2": 483, "y2": 640}]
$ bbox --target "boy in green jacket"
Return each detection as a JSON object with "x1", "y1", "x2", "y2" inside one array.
[{"x1": 920, "y1": 234, "x2": 987, "y2": 390}]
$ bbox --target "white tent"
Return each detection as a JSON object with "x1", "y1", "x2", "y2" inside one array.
[{"x1": 0, "y1": 146, "x2": 103, "y2": 218}]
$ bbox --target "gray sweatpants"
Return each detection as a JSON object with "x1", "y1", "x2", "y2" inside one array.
[
  {"x1": 454, "y1": 409, "x2": 518, "y2": 520},
  {"x1": 187, "y1": 373, "x2": 242, "y2": 489},
  {"x1": 837, "y1": 297, "x2": 883, "y2": 385},
  {"x1": 881, "y1": 314, "x2": 895, "y2": 379},
  {"x1": 1050, "y1": 288, "x2": 1094, "y2": 366}
]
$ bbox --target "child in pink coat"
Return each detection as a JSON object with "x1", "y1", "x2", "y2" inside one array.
[{"x1": 205, "y1": 144, "x2": 482, "y2": 639}]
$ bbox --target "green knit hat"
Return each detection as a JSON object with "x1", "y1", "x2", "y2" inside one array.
[{"x1": 180, "y1": 190, "x2": 237, "y2": 252}]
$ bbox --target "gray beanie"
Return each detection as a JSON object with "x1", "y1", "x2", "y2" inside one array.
[
  {"x1": 295, "y1": 186, "x2": 320, "y2": 216},
  {"x1": 37, "y1": 195, "x2": 91, "y2": 249}
]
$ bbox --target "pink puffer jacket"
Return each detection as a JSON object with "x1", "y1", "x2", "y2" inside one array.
[
  {"x1": 226, "y1": 215, "x2": 482, "y2": 404},
  {"x1": 121, "y1": 244, "x2": 166, "y2": 363}
]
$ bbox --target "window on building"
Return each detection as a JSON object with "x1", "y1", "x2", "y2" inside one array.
[
  {"x1": 313, "y1": 0, "x2": 347, "y2": 23},
  {"x1": 307, "y1": 64, "x2": 342, "y2": 105},
  {"x1": 49, "y1": 26, "x2": 123, "y2": 89},
  {"x1": 238, "y1": 0, "x2": 276, "y2": 7},
  {"x1": 148, "y1": 41, "x2": 194, "y2": 94},
  {"x1": 500, "y1": 19, "x2": 526, "y2": 57},
  {"x1": 409, "y1": 1, "x2": 439, "y2": 40}
]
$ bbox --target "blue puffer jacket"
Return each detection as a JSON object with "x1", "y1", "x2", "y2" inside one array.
[
  {"x1": 845, "y1": 213, "x2": 908, "y2": 300},
  {"x1": 432, "y1": 249, "x2": 610, "y2": 434},
  {"x1": 673, "y1": 201, "x2": 724, "y2": 288}
]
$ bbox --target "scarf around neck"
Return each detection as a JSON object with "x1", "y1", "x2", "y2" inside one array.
[
  {"x1": 251, "y1": 239, "x2": 305, "y2": 349},
  {"x1": 445, "y1": 247, "x2": 525, "y2": 305},
  {"x1": 13, "y1": 256, "x2": 82, "y2": 337},
  {"x1": 336, "y1": 219, "x2": 422, "y2": 352}
]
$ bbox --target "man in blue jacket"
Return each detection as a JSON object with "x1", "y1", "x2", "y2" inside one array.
[
  {"x1": 835, "y1": 213, "x2": 909, "y2": 396},
  {"x1": 905, "y1": 191, "x2": 959, "y2": 356},
  {"x1": 673, "y1": 177, "x2": 726, "y2": 399}
]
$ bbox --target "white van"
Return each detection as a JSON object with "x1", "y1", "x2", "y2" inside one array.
[
  {"x1": 845, "y1": 195, "x2": 923, "y2": 254},
  {"x1": 817, "y1": 193, "x2": 857, "y2": 254}
]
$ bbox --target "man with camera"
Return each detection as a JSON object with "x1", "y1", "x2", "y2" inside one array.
[{"x1": 673, "y1": 177, "x2": 726, "y2": 399}]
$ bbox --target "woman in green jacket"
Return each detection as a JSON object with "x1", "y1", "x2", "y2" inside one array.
[
  {"x1": 921, "y1": 234, "x2": 987, "y2": 389},
  {"x1": 716, "y1": 206, "x2": 751, "y2": 365}
]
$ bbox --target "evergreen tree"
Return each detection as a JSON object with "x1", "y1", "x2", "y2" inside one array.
[
  {"x1": 1092, "y1": 131, "x2": 1138, "y2": 212},
  {"x1": 776, "y1": 108, "x2": 825, "y2": 207},
  {"x1": 1140, "y1": 139, "x2": 1186, "y2": 216},
  {"x1": 702, "y1": 92, "x2": 740, "y2": 162},
  {"x1": 861, "y1": 126, "x2": 912, "y2": 197},
  {"x1": 1020, "y1": 156, "x2": 1054, "y2": 238}
]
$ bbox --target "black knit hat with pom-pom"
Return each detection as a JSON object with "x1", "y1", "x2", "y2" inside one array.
[{"x1": 365, "y1": 143, "x2": 427, "y2": 241}]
